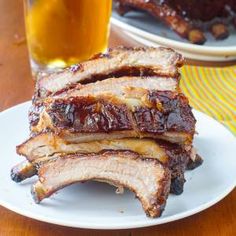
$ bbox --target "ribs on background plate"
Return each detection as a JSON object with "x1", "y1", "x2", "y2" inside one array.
[
  {"x1": 11, "y1": 46, "x2": 202, "y2": 218},
  {"x1": 115, "y1": 0, "x2": 236, "y2": 44}
]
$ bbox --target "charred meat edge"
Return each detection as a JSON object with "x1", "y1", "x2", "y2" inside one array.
[
  {"x1": 11, "y1": 161, "x2": 37, "y2": 183},
  {"x1": 115, "y1": 0, "x2": 235, "y2": 43}
]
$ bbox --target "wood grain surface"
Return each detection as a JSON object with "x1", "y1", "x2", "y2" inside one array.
[{"x1": 0, "y1": 1, "x2": 235, "y2": 235}]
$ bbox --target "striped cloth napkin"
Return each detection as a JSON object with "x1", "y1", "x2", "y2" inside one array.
[{"x1": 180, "y1": 65, "x2": 236, "y2": 135}]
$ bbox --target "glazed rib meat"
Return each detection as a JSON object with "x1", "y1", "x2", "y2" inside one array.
[
  {"x1": 31, "y1": 150, "x2": 171, "y2": 218},
  {"x1": 11, "y1": 161, "x2": 37, "y2": 183},
  {"x1": 115, "y1": 0, "x2": 206, "y2": 44},
  {"x1": 115, "y1": 0, "x2": 236, "y2": 44},
  {"x1": 158, "y1": 0, "x2": 234, "y2": 21},
  {"x1": 29, "y1": 91, "x2": 195, "y2": 145},
  {"x1": 36, "y1": 47, "x2": 183, "y2": 99},
  {"x1": 15, "y1": 133, "x2": 192, "y2": 194}
]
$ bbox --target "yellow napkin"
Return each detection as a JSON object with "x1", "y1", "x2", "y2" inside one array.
[{"x1": 180, "y1": 65, "x2": 236, "y2": 135}]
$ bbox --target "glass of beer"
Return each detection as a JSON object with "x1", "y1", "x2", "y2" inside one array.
[{"x1": 23, "y1": 0, "x2": 112, "y2": 74}]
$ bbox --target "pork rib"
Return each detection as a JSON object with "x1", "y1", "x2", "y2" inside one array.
[
  {"x1": 16, "y1": 133, "x2": 190, "y2": 194},
  {"x1": 31, "y1": 150, "x2": 171, "y2": 218},
  {"x1": 36, "y1": 47, "x2": 183, "y2": 99},
  {"x1": 115, "y1": 0, "x2": 206, "y2": 44},
  {"x1": 29, "y1": 91, "x2": 195, "y2": 145}
]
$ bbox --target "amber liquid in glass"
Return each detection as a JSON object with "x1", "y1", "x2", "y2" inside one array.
[{"x1": 24, "y1": 0, "x2": 112, "y2": 71}]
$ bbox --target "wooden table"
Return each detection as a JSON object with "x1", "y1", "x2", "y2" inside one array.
[{"x1": 0, "y1": 1, "x2": 235, "y2": 235}]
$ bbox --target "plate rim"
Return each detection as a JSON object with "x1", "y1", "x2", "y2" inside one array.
[
  {"x1": 0, "y1": 101, "x2": 235, "y2": 229},
  {"x1": 122, "y1": 31, "x2": 236, "y2": 61},
  {"x1": 111, "y1": 17, "x2": 236, "y2": 56}
]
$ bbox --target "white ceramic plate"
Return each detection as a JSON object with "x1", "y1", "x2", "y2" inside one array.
[
  {"x1": 0, "y1": 102, "x2": 235, "y2": 229},
  {"x1": 111, "y1": 9, "x2": 236, "y2": 61}
]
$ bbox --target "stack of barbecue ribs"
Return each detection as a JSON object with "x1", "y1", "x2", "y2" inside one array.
[{"x1": 11, "y1": 47, "x2": 202, "y2": 218}]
